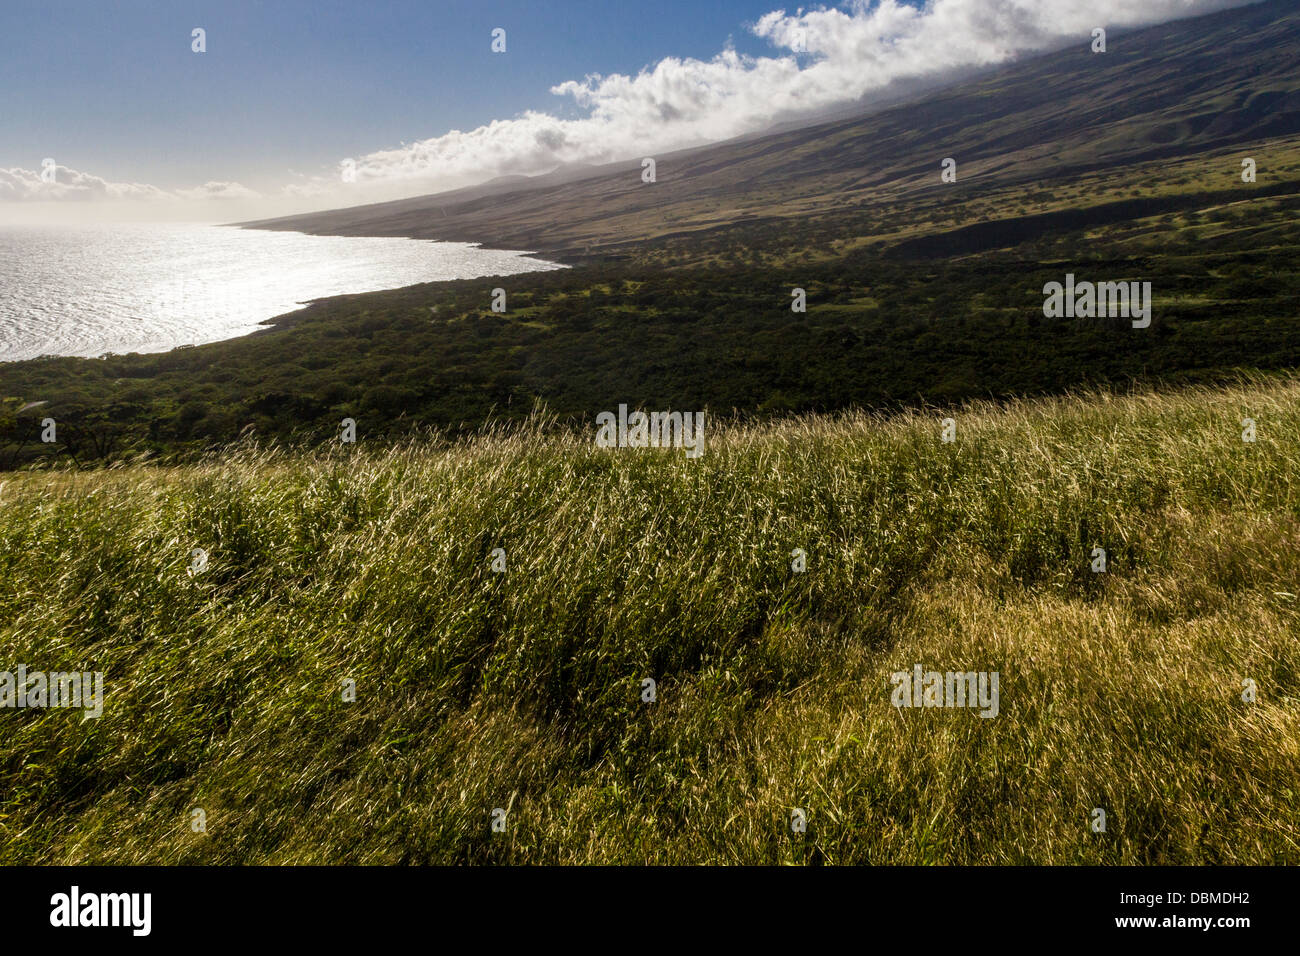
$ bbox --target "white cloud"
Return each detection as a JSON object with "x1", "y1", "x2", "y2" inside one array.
[
  {"x1": 0, "y1": 164, "x2": 261, "y2": 203},
  {"x1": 303, "y1": 0, "x2": 1260, "y2": 203},
  {"x1": 0, "y1": 164, "x2": 170, "y2": 202},
  {"x1": 174, "y1": 181, "x2": 264, "y2": 201}
]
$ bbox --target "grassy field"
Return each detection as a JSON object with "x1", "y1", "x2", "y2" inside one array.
[{"x1": 2, "y1": 372, "x2": 1298, "y2": 864}]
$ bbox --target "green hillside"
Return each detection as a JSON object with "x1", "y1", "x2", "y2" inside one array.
[{"x1": 3, "y1": 2, "x2": 1300, "y2": 468}]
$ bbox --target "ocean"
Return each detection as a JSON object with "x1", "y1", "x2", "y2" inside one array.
[{"x1": 0, "y1": 222, "x2": 565, "y2": 362}]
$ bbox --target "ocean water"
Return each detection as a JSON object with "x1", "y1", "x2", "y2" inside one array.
[{"x1": 0, "y1": 222, "x2": 566, "y2": 362}]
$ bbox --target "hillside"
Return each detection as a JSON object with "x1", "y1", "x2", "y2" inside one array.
[
  {"x1": 3, "y1": 1, "x2": 1300, "y2": 469},
  {"x1": 241, "y1": 0, "x2": 1300, "y2": 262},
  {"x1": 2, "y1": 375, "x2": 1298, "y2": 863}
]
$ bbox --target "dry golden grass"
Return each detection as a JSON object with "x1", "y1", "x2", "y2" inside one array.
[{"x1": 1, "y1": 374, "x2": 1298, "y2": 863}]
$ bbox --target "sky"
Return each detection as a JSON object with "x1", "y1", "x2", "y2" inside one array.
[{"x1": 0, "y1": 0, "x2": 1264, "y2": 221}]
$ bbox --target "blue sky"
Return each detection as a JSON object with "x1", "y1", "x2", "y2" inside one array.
[
  {"x1": 0, "y1": 0, "x2": 791, "y2": 191},
  {"x1": 0, "y1": 0, "x2": 1256, "y2": 215}
]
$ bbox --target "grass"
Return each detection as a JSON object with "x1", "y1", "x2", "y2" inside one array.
[{"x1": 1, "y1": 373, "x2": 1299, "y2": 864}]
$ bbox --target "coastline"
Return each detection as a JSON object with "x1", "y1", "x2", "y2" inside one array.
[{"x1": 0, "y1": 226, "x2": 570, "y2": 365}]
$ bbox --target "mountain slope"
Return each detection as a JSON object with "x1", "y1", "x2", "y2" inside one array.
[{"x1": 242, "y1": 0, "x2": 1300, "y2": 260}]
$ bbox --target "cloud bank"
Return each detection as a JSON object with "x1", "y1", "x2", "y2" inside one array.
[
  {"x1": 0, "y1": 164, "x2": 260, "y2": 204},
  {"x1": 0, "y1": 164, "x2": 169, "y2": 202},
  {"x1": 303, "y1": 0, "x2": 1259, "y2": 203}
]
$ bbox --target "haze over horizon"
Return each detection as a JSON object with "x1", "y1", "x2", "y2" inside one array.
[{"x1": 0, "y1": 0, "x2": 1265, "y2": 223}]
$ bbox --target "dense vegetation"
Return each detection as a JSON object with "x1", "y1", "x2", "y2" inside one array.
[
  {"x1": 2, "y1": 375, "x2": 1297, "y2": 863},
  {"x1": 3, "y1": 146, "x2": 1299, "y2": 468}
]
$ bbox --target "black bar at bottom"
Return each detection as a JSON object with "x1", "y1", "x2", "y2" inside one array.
[{"x1": 1, "y1": 865, "x2": 1284, "y2": 943}]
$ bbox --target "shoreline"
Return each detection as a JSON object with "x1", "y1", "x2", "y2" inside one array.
[
  {"x1": 234, "y1": 217, "x2": 597, "y2": 268},
  {"x1": 0, "y1": 227, "x2": 570, "y2": 366}
]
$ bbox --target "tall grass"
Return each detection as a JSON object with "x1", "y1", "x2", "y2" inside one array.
[{"x1": 1, "y1": 373, "x2": 1298, "y2": 863}]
